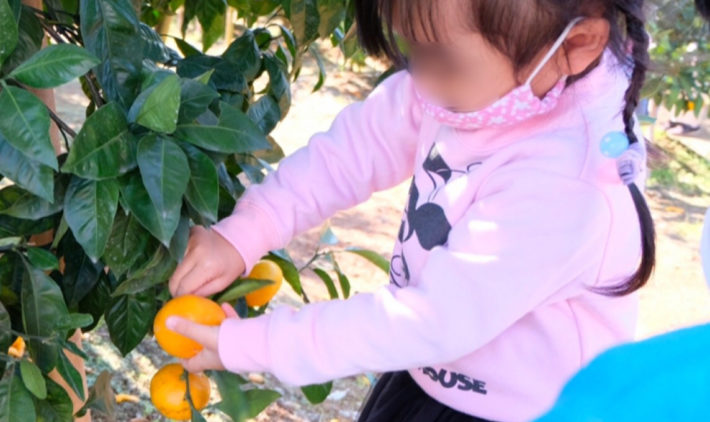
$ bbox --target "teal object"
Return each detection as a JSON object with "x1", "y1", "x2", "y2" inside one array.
[
  {"x1": 600, "y1": 132, "x2": 630, "y2": 158},
  {"x1": 535, "y1": 323, "x2": 710, "y2": 421}
]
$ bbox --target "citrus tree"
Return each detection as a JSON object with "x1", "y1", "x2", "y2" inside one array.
[
  {"x1": 645, "y1": 0, "x2": 710, "y2": 116},
  {"x1": 0, "y1": 0, "x2": 386, "y2": 420}
]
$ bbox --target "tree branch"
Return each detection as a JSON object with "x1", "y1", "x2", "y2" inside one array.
[{"x1": 46, "y1": 106, "x2": 77, "y2": 139}]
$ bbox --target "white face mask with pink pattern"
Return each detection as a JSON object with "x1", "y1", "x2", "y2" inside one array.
[{"x1": 415, "y1": 17, "x2": 583, "y2": 131}]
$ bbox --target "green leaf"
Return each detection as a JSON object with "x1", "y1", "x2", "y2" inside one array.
[
  {"x1": 309, "y1": 45, "x2": 326, "y2": 92},
  {"x1": 212, "y1": 371, "x2": 249, "y2": 422},
  {"x1": 267, "y1": 252, "x2": 303, "y2": 296},
  {"x1": 0, "y1": 0, "x2": 18, "y2": 67},
  {"x1": 130, "y1": 74, "x2": 181, "y2": 133},
  {"x1": 9, "y1": 44, "x2": 100, "y2": 88},
  {"x1": 174, "y1": 37, "x2": 201, "y2": 57},
  {"x1": 76, "y1": 272, "x2": 112, "y2": 332},
  {"x1": 345, "y1": 248, "x2": 390, "y2": 274},
  {"x1": 0, "y1": 179, "x2": 65, "y2": 219},
  {"x1": 215, "y1": 279, "x2": 274, "y2": 303},
  {"x1": 178, "y1": 79, "x2": 219, "y2": 123},
  {"x1": 56, "y1": 347, "x2": 85, "y2": 401},
  {"x1": 0, "y1": 303, "x2": 10, "y2": 375},
  {"x1": 105, "y1": 288, "x2": 155, "y2": 356},
  {"x1": 313, "y1": 268, "x2": 338, "y2": 299},
  {"x1": 244, "y1": 388, "x2": 281, "y2": 418},
  {"x1": 60, "y1": 234, "x2": 104, "y2": 309},
  {"x1": 0, "y1": 85, "x2": 58, "y2": 170},
  {"x1": 335, "y1": 267, "x2": 350, "y2": 299},
  {"x1": 80, "y1": 0, "x2": 143, "y2": 108},
  {"x1": 0, "y1": 133, "x2": 54, "y2": 202},
  {"x1": 102, "y1": 211, "x2": 151, "y2": 278},
  {"x1": 137, "y1": 135, "x2": 190, "y2": 221},
  {"x1": 34, "y1": 377, "x2": 73, "y2": 422},
  {"x1": 181, "y1": 143, "x2": 218, "y2": 223},
  {"x1": 190, "y1": 0, "x2": 226, "y2": 52},
  {"x1": 301, "y1": 381, "x2": 332, "y2": 404},
  {"x1": 222, "y1": 30, "x2": 262, "y2": 81},
  {"x1": 264, "y1": 55, "x2": 291, "y2": 116},
  {"x1": 64, "y1": 177, "x2": 119, "y2": 262},
  {"x1": 21, "y1": 261, "x2": 68, "y2": 372},
  {"x1": 25, "y1": 248, "x2": 59, "y2": 272},
  {"x1": 138, "y1": 22, "x2": 171, "y2": 63},
  {"x1": 174, "y1": 102, "x2": 270, "y2": 154},
  {"x1": 119, "y1": 171, "x2": 180, "y2": 246},
  {"x1": 289, "y1": 0, "x2": 320, "y2": 46},
  {"x1": 317, "y1": 0, "x2": 346, "y2": 38},
  {"x1": 247, "y1": 95, "x2": 281, "y2": 135},
  {"x1": 176, "y1": 55, "x2": 246, "y2": 93},
  {"x1": 62, "y1": 102, "x2": 137, "y2": 180},
  {"x1": 0, "y1": 373, "x2": 36, "y2": 422},
  {"x1": 75, "y1": 371, "x2": 114, "y2": 419},
  {"x1": 1, "y1": 6, "x2": 42, "y2": 76},
  {"x1": 55, "y1": 313, "x2": 94, "y2": 331},
  {"x1": 169, "y1": 215, "x2": 190, "y2": 263},
  {"x1": 112, "y1": 246, "x2": 176, "y2": 296},
  {"x1": 19, "y1": 360, "x2": 46, "y2": 399}
]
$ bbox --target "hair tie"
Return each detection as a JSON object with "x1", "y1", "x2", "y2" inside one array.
[
  {"x1": 616, "y1": 141, "x2": 645, "y2": 185},
  {"x1": 600, "y1": 131, "x2": 646, "y2": 186}
]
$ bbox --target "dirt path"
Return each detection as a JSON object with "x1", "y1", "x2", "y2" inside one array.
[{"x1": 54, "y1": 44, "x2": 710, "y2": 421}]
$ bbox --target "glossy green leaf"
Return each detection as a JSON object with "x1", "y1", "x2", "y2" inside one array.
[
  {"x1": 138, "y1": 22, "x2": 171, "y2": 63},
  {"x1": 25, "y1": 248, "x2": 59, "y2": 272},
  {"x1": 174, "y1": 37, "x2": 201, "y2": 58},
  {"x1": 9, "y1": 44, "x2": 100, "y2": 88},
  {"x1": 80, "y1": 0, "x2": 143, "y2": 108},
  {"x1": 0, "y1": 133, "x2": 54, "y2": 202},
  {"x1": 267, "y1": 252, "x2": 303, "y2": 296},
  {"x1": 181, "y1": 143, "x2": 218, "y2": 223},
  {"x1": 137, "y1": 135, "x2": 190, "y2": 220},
  {"x1": 0, "y1": 6, "x2": 42, "y2": 76},
  {"x1": 169, "y1": 215, "x2": 189, "y2": 263},
  {"x1": 289, "y1": 0, "x2": 320, "y2": 45},
  {"x1": 215, "y1": 279, "x2": 274, "y2": 303},
  {"x1": 112, "y1": 245, "x2": 176, "y2": 296},
  {"x1": 317, "y1": 0, "x2": 346, "y2": 38},
  {"x1": 105, "y1": 288, "x2": 155, "y2": 356},
  {"x1": 244, "y1": 389, "x2": 281, "y2": 418},
  {"x1": 247, "y1": 95, "x2": 281, "y2": 135},
  {"x1": 301, "y1": 381, "x2": 332, "y2": 404},
  {"x1": 345, "y1": 247, "x2": 390, "y2": 274},
  {"x1": 60, "y1": 234, "x2": 104, "y2": 309},
  {"x1": 222, "y1": 30, "x2": 262, "y2": 80},
  {"x1": 0, "y1": 303, "x2": 10, "y2": 374},
  {"x1": 102, "y1": 211, "x2": 151, "y2": 278},
  {"x1": 34, "y1": 377, "x2": 73, "y2": 422},
  {"x1": 0, "y1": 179, "x2": 65, "y2": 219},
  {"x1": 0, "y1": 0, "x2": 18, "y2": 66},
  {"x1": 119, "y1": 171, "x2": 180, "y2": 246},
  {"x1": 19, "y1": 360, "x2": 46, "y2": 399},
  {"x1": 178, "y1": 79, "x2": 219, "y2": 123},
  {"x1": 76, "y1": 272, "x2": 113, "y2": 332},
  {"x1": 264, "y1": 55, "x2": 291, "y2": 116},
  {"x1": 0, "y1": 85, "x2": 58, "y2": 170},
  {"x1": 64, "y1": 177, "x2": 119, "y2": 262},
  {"x1": 75, "y1": 371, "x2": 114, "y2": 419},
  {"x1": 335, "y1": 267, "x2": 350, "y2": 299},
  {"x1": 21, "y1": 261, "x2": 68, "y2": 372},
  {"x1": 174, "y1": 102, "x2": 270, "y2": 153},
  {"x1": 62, "y1": 102, "x2": 137, "y2": 180},
  {"x1": 130, "y1": 74, "x2": 181, "y2": 133},
  {"x1": 55, "y1": 313, "x2": 94, "y2": 331},
  {"x1": 0, "y1": 374, "x2": 36, "y2": 422},
  {"x1": 56, "y1": 347, "x2": 85, "y2": 400},
  {"x1": 309, "y1": 44, "x2": 326, "y2": 92},
  {"x1": 313, "y1": 268, "x2": 338, "y2": 299},
  {"x1": 212, "y1": 371, "x2": 249, "y2": 422}
]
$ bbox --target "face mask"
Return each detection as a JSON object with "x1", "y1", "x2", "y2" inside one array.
[{"x1": 415, "y1": 17, "x2": 584, "y2": 130}]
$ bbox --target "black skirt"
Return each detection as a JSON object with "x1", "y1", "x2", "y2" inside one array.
[{"x1": 357, "y1": 371, "x2": 493, "y2": 422}]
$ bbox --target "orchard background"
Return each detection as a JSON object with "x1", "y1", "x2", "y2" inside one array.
[{"x1": 0, "y1": 0, "x2": 709, "y2": 421}]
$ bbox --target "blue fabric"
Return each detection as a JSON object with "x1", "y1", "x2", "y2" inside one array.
[{"x1": 535, "y1": 322, "x2": 710, "y2": 421}]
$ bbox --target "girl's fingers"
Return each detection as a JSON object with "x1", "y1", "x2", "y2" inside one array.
[
  {"x1": 220, "y1": 303, "x2": 239, "y2": 318},
  {"x1": 192, "y1": 276, "x2": 233, "y2": 298},
  {"x1": 181, "y1": 349, "x2": 224, "y2": 373},
  {"x1": 174, "y1": 264, "x2": 217, "y2": 297},
  {"x1": 169, "y1": 254, "x2": 198, "y2": 297},
  {"x1": 166, "y1": 317, "x2": 219, "y2": 350}
]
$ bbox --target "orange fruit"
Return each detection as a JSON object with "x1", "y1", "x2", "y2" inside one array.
[
  {"x1": 8, "y1": 337, "x2": 25, "y2": 358},
  {"x1": 154, "y1": 295, "x2": 226, "y2": 359},
  {"x1": 150, "y1": 363, "x2": 210, "y2": 421},
  {"x1": 244, "y1": 260, "x2": 284, "y2": 307}
]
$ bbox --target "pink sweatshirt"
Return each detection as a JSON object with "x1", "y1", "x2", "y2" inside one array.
[{"x1": 213, "y1": 51, "x2": 645, "y2": 422}]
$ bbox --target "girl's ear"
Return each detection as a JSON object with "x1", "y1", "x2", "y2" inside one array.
[{"x1": 556, "y1": 18, "x2": 610, "y2": 76}]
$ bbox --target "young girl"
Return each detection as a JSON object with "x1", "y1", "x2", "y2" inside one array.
[{"x1": 167, "y1": 0, "x2": 656, "y2": 420}]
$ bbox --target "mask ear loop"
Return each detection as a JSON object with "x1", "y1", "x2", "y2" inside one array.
[{"x1": 524, "y1": 17, "x2": 585, "y2": 87}]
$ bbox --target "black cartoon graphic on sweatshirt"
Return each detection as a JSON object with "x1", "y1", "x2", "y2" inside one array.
[{"x1": 390, "y1": 144, "x2": 482, "y2": 287}]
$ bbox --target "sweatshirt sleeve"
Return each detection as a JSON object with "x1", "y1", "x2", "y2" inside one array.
[
  {"x1": 212, "y1": 71, "x2": 421, "y2": 273},
  {"x1": 217, "y1": 169, "x2": 615, "y2": 386}
]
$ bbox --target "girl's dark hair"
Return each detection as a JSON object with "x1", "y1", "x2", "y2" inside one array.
[
  {"x1": 356, "y1": 0, "x2": 655, "y2": 296},
  {"x1": 698, "y1": 0, "x2": 710, "y2": 20}
]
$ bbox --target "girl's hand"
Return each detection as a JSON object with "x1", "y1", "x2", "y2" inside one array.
[
  {"x1": 169, "y1": 226, "x2": 246, "y2": 297},
  {"x1": 166, "y1": 303, "x2": 239, "y2": 373}
]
